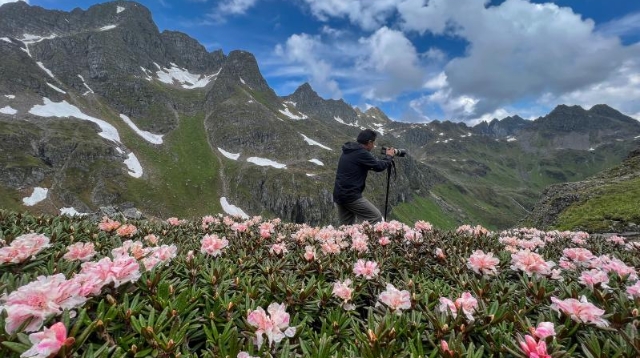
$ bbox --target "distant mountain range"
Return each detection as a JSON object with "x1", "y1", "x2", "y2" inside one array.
[{"x1": 1, "y1": 0, "x2": 639, "y2": 230}]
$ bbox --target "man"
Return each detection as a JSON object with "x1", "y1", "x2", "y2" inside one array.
[{"x1": 333, "y1": 129, "x2": 395, "y2": 225}]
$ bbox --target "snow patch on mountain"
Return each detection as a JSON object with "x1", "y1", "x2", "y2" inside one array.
[
  {"x1": 309, "y1": 159, "x2": 324, "y2": 166},
  {"x1": 218, "y1": 148, "x2": 240, "y2": 160},
  {"x1": 220, "y1": 197, "x2": 249, "y2": 218},
  {"x1": 247, "y1": 157, "x2": 287, "y2": 169},
  {"x1": 22, "y1": 187, "x2": 48, "y2": 206},
  {"x1": 301, "y1": 134, "x2": 332, "y2": 150},
  {"x1": 0, "y1": 106, "x2": 17, "y2": 115},
  {"x1": 154, "y1": 63, "x2": 220, "y2": 89},
  {"x1": 119, "y1": 114, "x2": 163, "y2": 144}
]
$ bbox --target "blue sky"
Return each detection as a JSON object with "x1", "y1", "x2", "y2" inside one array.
[{"x1": 11, "y1": 0, "x2": 640, "y2": 124}]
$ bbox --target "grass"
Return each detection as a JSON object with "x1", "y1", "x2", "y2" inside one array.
[
  {"x1": 553, "y1": 177, "x2": 640, "y2": 232},
  {"x1": 390, "y1": 195, "x2": 460, "y2": 229},
  {"x1": 121, "y1": 113, "x2": 223, "y2": 219}
]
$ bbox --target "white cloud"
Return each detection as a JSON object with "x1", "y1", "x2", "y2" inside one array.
[
  {"x1": 210, "y1": 0, "x2": 258, "y2": 21},
  {"x1": 357, "y1": 27, "x2": 425, "y2": 101},
  {"x1": 0, "y1": 0, "x2": 27, "y2": 5},
  {"x1": 302, "y1": 0, "x2": 398, "y2": 31},
  {"x1": 598, "y1": 12, "x2": 640, "y2": 38},
  {"x1": 275, "y1": 33, "x2": 342, "y2": 99}
]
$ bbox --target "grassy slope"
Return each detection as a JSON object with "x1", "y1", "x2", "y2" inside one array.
[{"x1": 121, "y1": 113, "x2": 223, "y2": 219}]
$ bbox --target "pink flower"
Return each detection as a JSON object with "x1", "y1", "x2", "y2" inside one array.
[
  {"x1": 63, "y1": 242, "x2": 96, "y2": 262},
  {"x1": 332, "y1": 279, "x2": 354, "y2": 303},
  {"x1": 510, "y1": 250, "x2": 555, "y2": 276},
  {"x1": 403, "y1": 229, "x2": 423, "y2": 243},
  {"x1": 378, "y1": 283, "x2": 411, "y2": 313},
  {"x1": 533, "y1": 322, "x2": 556, "y2": 339},
  {"x1": 142, "y1": 245, "x2": 177, "y2": 270},
  {"x1": 269, "y1": 243, "x2": 288, "y2": 256},
  {"x1": 562, "y1": 248, "x2": 594, "y2": 266},
  {"x1": 353, "y1": 259, "x2": 380, "y2": 279},
  {"x1": 467, "y1": 250, "x2": 500, "y2": 276},
  {"x1": 440, "y1": 340, "x2": 452, "y2": 354},
  {"x1": 415, "y1": 220, "x2": 433, "y2": 232},
  {"x1": 435, "y1": 248, "x2": 446, "y2": 259},
  {"x1": 1, "y1": 274, "x2": 87, "y2": 333},
  {"x1": 111, "y1": 255, "x2": 142, "y2": 287},
  {"x1": 144, "y1": 234, "x2": 159, "y2": 245},
  {"x1": 438, "y1": 297, "x2": 457, "y2": 318},
  {"x1": 116, "y1": 224, "x2": 137, "y2": 238},
  {"x1": 519, "y1": 335, "x2": 551, "y2": 358},
  {"x1": 350, "y1": 235, "x2": 369, "y2": 253},
  {"x1": 237, "y1": 353, "x2": 259, "y2": 358},
  {"x1": 98, "y1": 216, "x2": 120, "y2": 232},
  {"x1": 112, "y1": 240, "x2": 145, "y2": 259},
  {"x1": 627, "y1": 281, "x2": 640, "y2": 298},
  {"x1": 578, "y1": 269, "x2": 610, "y2": 290},
  {"x1": 21, "y1": 322, "x2": 72, "y2": 358},
  {"x1": 166, "y1": 217, "x2": 182, "y2": 226},
  {"x1": 0, "y1": 233, "x2": 51, "y2": 264},
  {"x1": 303, "y1": 246, "x2": 316, "y2": 261},
  {"x1": 378, "y1": 236, "x2": 391, "y2": 246},
  {"x1": 247, "y1": 303, "x2": 296, "y2": 348},
  {"x1": 607, "y1": 235, "x2": 625, "y2": 245},
  {"x1": 550, "y1": 296, "x2": 609, "y2": 328},
  {"x1": 455, "y1": 292, "x2": 478, "y2": 321},
  {"x1": 200, "y1": 234, "x2": 229, "y2": 256}
]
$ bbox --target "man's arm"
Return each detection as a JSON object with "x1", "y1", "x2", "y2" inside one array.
[{"x1": 360, "y1": 150, "x2": 394, "y2": 172}]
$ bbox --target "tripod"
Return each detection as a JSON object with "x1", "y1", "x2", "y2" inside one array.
[{"x1": 383, "y1": 159, "x2": 396, "y2": 221}]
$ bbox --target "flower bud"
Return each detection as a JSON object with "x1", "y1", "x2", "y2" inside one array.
[
  {"x1": 367, "y1": 329, "x2": 377, "y2": 342},
  {"x1": 106, "y1": 294, "x2": 116, "y2": 305}
]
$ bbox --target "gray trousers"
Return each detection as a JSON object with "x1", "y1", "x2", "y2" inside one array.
[{"x1": 336, "y1": 197, "x2": 383, "y2": 226}]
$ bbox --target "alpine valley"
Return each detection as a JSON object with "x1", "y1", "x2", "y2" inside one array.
[{"x1": 1, "y1": 1, "x2": 639, "y2": 231}]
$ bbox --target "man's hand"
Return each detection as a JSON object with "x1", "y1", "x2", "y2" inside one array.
[{"x1": 386, "y1": 147, "x2": 396, "y2": 157}]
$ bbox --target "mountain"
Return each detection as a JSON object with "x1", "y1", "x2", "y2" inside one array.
[
  {"x1": 523, "y1": 146, "x2": 640, "y2": 233},
  {"x1": 1, "y1": 1, "x2": 639, "y2": 230}
]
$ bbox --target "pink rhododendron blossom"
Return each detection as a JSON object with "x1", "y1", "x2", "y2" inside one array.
[
  {"x1": 0, "y1": 233, "x2": 51, "y2": 265},
  {"x1": 166, "y1": 217, "x2": 182, "y2": 226},
  {"x1": 378, "y1": 283, "x2": 411, "y2": 313},
  {"x1": 320, "y1": 241, "x2": 341, "y2": 255},
  {"x1": 200, "y1": 234, "x2": 229, "y2": 256},
  {"x1": 550, "y1": 296, "x2": 609, "y2": 328},
  {"x1": 269, "y1": 243, "x2": 288, "y2": 255},
  {"x1": 562, "y1": 248, "x2": 594, "y2": 266},
  {"x1": 350, "y1": 234, "x2": 369, "y2": 253},
  {"x1": 519, "y1": 335, "x2": 550, "y2": 358},
  {"x1": 143, "y1": 234, "x2": 159, "y2": 245},
  {"x1": 112, "y1": 240, "x2": 145, "y2": 259},
  {"x1": 1, "y1": 274, "x2": 87, "y2": 333},
  {"x1": 231, "y1": 223, "x2": 248, "y2": 233},
  {"x1": 21, "y1": 322, "x2": 72, "y2": 358},
  {"x1": 98, "y1": 216, "x2": 120, "y2": 232},
  {"x1": 626, "y1": 281, "x2": 640, "y2": 299},
  {"x1": 607, "y1": 235, "x2": 625, "y2": 245},
  {"x1": 116, "y1": 224, "x2": 137, "y2": 238},
  {"x1": 247, "y1": 303, "x2": 296, "y2": 348},
  {"x1": 353, "y1": 259, "x2": 380, "y2": 279},
  {"x1": 303, "y1": 246, "x2": 316, "y2": 261},
  {"x1": 467, "y1": 250, "x2": 500, "y2": 276},
  {"x1": 600, "y1": 258, "x2": 637, "y2": 280},
  {"x1": 142, "y1": 245, "x2": 177, "y2": 270},
  {"x1": 378, "y1": 236, "x2": 391, "y2": 246},
  {"x1": 63, "y1": 242, "x2": 96, "y2": 262},
  {"x1": 438, "y1": 292, "x2": 478, "y2": 321},
  {"x1": 332, "y1": 279, "x2": 354, "y2": 309},
  {"x1": 201, "y1": 215, "x2": 217, "y2": 230},
  {"x1": 510, "y1": 250, "x2": 555, "y2": 276},
  {"x1": 111, "y1": 254, "x2": 142, "y2": 287},
  {"x1": 403, "y1": 229, "x2": 423, "y2": 243},
  {"x1": 438, "y1": 297, "x2": 457, "y2": 318},
  {"x1": 533, "y1": 322, "x2": 556, "y2": 339},
  {"x1": 578, "y1": 269, "x2": 610, "y2": 290},
  {"x1": 415, "y1": 220, "x2": 433, "y2": 232},
  {"x1": 70, "y1": 273, "x2": 104, "y2": 297},
  {"x1": 456, "y1": 224, "x2": 489, "y2": 237},
  {"x1": 237, "y1": 353, "x2": 259, "y2": 358}
]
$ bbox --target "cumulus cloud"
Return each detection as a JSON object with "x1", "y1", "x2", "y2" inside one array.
[
  {"x1": 302, "y1": 0, "x2": 398, "y2": 31},
  {"x1": 275, "y1": 33, "x2": 343, "y2": 99},
  {"x1": 208, "y1": 0, "x2": 258, "y2": 21},
  {"x1": 0, "y1": 0, "x2": 28, "y2": 5},
  {"x1": 357, "y1": 27, "x2": 426, "y2": 101}
]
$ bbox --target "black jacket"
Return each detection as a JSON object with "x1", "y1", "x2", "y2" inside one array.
[{"x1": 333, "y1": 142, "x2": 392, "y2": 204}]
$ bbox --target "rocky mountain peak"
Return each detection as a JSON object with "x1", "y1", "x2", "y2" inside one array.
[{"x1": 160, "y1": 30, "x2": 224, "y2": 73}]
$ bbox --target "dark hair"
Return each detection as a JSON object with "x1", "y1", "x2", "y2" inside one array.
[{"x1": 357, "y1": 129, "x2": 377, "y2": 144}]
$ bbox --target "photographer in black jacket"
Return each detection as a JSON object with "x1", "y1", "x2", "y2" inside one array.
[{"x1": 333, "y1": 129, "x2": 395, "y2": 225}]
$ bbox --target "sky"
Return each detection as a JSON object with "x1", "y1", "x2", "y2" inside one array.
[{"x1": 5, "y1": 0, "x2": 640, "y2": 124}]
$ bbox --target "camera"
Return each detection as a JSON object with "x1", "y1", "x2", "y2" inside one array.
[{"x1": 381, "y1": 146, "x2": 407, "y2": 157}]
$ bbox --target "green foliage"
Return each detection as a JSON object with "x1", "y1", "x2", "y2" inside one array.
[{"x1": 554, "y1": 177, "x2": 640, "y2": 232}]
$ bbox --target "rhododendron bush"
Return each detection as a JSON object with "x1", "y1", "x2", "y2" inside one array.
[{"x1": 1, "y1": 211, "x2": 639, "y2": 357}]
